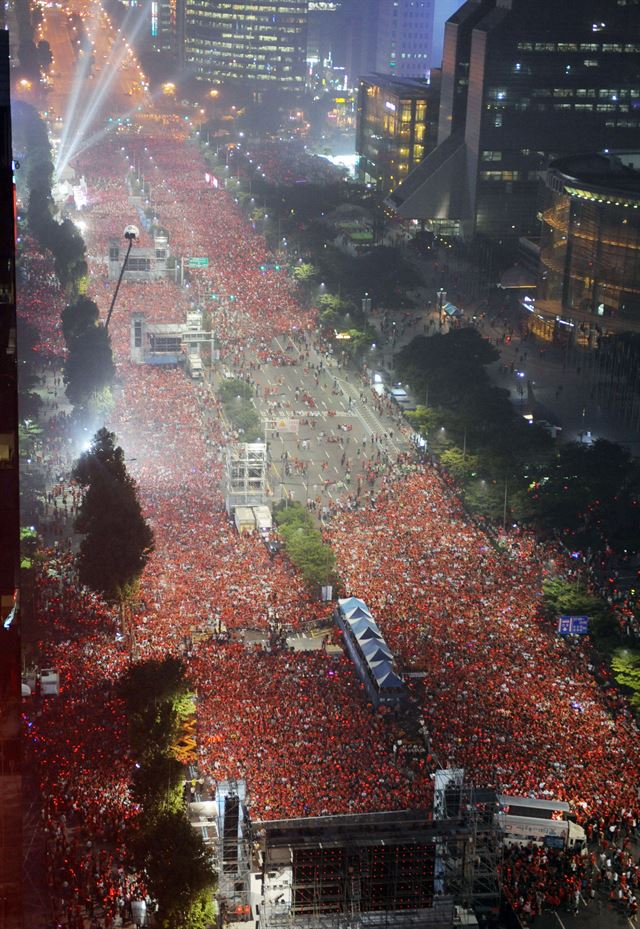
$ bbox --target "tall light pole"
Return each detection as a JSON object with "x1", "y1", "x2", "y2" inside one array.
[{"x1": 105, "y1": 225, "x2": 138, "y2": 330}]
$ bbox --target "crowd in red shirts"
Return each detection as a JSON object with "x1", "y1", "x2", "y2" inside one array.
[
  {"x1": 329, "y1": 466, "x2": 640, "y2": 832},
  {"x1": 190, "y1": 642, "x2": 433, "y2": 819},
  {"x1": 234, "y1": 140, "x2": 347, "y2": 186},
  {"x1": 18, "y1": 127, "x2": 640, "y2": 928}
]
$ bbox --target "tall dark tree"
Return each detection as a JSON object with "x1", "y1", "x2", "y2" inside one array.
[
  {"x1": 528, "y1": 439, "x2": 640, "y2": 552},
  {"x1": 36, "y1": 39, "x2": 53, "y2": 71},
  {"x1": 61, "y1": 296, "x2": 100, "y2": 345},
  {"x1": 73, "y1": 429, "x2": 154, "y2": 603},
  {"x1": 131, "y1": 811, "x2": 215, "y2": 929},
  {"x1": 64, "y1": 324, "x2": 115, "y2": 408}
]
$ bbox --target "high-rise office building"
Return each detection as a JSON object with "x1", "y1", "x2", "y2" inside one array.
[
  {"x1": 179, "y1": 0, "x2": 308, "y2": 91},
  {"x1": 356, "y1": 73, "x2": 440, "y2": 194},
  {"x1": 345, "y1": 0, "x2": 448, "y2": 86},
  {"x1": 388, "y1": 0, "x2": 640, "y2": 239},
  {"x1": 151, "y1": 0, "x2": 178, "y2": 56},
  {"x1": 307, "y1": 1, "x2": 343, "y2": 67},
  {"x1": 375, "y1": 0, "x2": 435, "y2": 79}
]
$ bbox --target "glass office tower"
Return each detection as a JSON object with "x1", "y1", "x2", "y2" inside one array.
[
  {"x1": 356, "y1": 74, "x2": 439, "y2": 194},
  {"x1": 538, "y1": 151, "x2": 640, "y2": 329},
  {"x1": 388, "y1": 0, "x2": 640, "y2": 239},
  {"x1": 181, "y1": 0, "x2": 308, "y2": 90}
]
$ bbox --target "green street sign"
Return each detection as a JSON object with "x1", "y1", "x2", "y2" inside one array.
[{"x1": 188, "y1": 256, "x2": 209, "y2": 268}]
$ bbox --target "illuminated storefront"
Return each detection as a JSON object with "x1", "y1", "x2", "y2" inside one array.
[{"x1": 535, "y1": 151, "x2": 640, "y2": 338}]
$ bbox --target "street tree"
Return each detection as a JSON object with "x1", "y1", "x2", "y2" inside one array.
[
  {"x1": 61, "y1": 295, "x2": 100, "y2": 345},
  {"x1": 292, "y1": 262, "x2": 317, "y2": 283},
  {"x1": 64, "y1": 324, "x2": 115, "y2": 409},
  {"x1": 274, "y1": 503, "x2": 336, "y2": 589},
  {"x1": 132, "y1": 811, "x2": 216, "y2": 929},
  {"x1": 73, "y1": 428, "x2": 154, "y2": 604},
  {"x1": 540, "y1": 577, "x2": 616, "y2": 642},
  {"x1": 611, "y1": 648, "x2": 640, "y2": 711},
  {"x1": 528, "y1": 440, "x2": 640, "y2": 552}
]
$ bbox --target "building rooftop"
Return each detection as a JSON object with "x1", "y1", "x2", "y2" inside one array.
[
  {"x1": 359, "y1": 73, "x2": 433, "y2": 97},
  {"x1": 549, "y1": 151, "x2": 640, "y2": 197}
]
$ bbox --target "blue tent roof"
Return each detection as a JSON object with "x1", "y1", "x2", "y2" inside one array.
[
  {"x1": 339, "y1": 596, "x2": 373, "y2": 619},
  {"x1": 370, "y1": 660, "x2": 393, "y2": 680},
  {"x1": 376, "y1": 668, "x2": 405, "y2": 690},
  {"x1": 351, "y1": 620, "x2": 383, "y2": 641},
  {"x1": 361, "y1": 639, "x2": 393, "y2": 662}
]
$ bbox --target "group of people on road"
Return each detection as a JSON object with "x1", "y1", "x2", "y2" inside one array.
[
  {"x1": 18, "y1": 126, "x2": 640, "y2": 929},
  {"x1": 329, "y1": 466, "x2": 640, "y2": 834},
  {"x1": 231, "y1": 140, "x2": 347, "y2": 187}
]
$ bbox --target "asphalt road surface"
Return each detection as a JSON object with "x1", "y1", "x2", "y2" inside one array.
[
  {"x1": 534, "y1": 897, "x2": 637, "y2": 929},
  {"x1": 248, "y1": 333, "x2": 413, "y2": 511},
  {"x1": 38, "y1": 1, "x2": 148, "y2": 144}
]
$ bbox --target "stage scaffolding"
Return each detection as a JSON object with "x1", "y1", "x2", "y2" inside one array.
[
  {"x1": 224, "y1": 443, "x2": 268, "y2": 513},
  {"x1": 212, "y1": 779, "x2": 254, "y2": 924},
  {"x1": 432, "y1": 776, "x2": 502, "y2": 918},
  {"x1": 250, "y1": 799, "x2": 501, "y2": 929}
]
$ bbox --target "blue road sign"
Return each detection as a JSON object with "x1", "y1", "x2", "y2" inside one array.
[{"x1": 557, "y1": 615, "x2": 590, "y2": 635}]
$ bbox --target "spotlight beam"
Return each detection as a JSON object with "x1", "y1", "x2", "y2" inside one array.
[
  {"x1": 55, "y1": 1, "x2": 106, "y2": 172},
  {"x1": 55, "y1": 4, "x2": 150, "y2": 177}
]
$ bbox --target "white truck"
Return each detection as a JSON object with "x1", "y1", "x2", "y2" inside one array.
[
  {"x1": 186, "y1": 350, "x2": 203, "y2": 380},
  {"x1": 234, "y1": 506, "x2": 256, "y2": 534},
  {"x1": 496, "y1": 794, "x2": 586, "y2": 850},
  {"x1": 252, "y1": 505, "x2": 272, "y2": 534}
]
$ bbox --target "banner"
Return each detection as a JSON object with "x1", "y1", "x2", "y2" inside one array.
[{"x1": 274, "y1": 418, "x2": 299, "y2": 434}]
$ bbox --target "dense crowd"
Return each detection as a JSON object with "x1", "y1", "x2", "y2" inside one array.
[
  {"x1": 236, "y1": 140, "x2": 347, "y2": 186},
  {"x1": 190, "y1": 643, "x2": 432, "y2": 818},
  {"x1": 329, "y1": 467, "x2": 640, "y2": 830},
  {"x1": 17, "y1": 244, "x2": 67, "y2": 359},
  {"x1": 18, "y1": 123, "x2": 640, "y2": 928},
  {"x1": 501, "y1": 838, "x2": 640, "y2": 922}
]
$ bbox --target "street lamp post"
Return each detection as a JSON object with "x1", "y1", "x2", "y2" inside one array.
[{"x1": 105, "y1": 225, "x2": 138, "y2": 330}]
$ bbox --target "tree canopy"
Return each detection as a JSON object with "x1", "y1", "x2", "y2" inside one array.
[
  {"x1": 274, "y1": 501, "x2": 336, "y2": 588},
  {"x1": 540, "y1": 577, "x2": 616, "y2": 642},
  {"x1": 62, "y1": 295, "x2": 100, "y2": 345},
  {"x1": 527, "y1": 440, "x2": 640, "y2": 551},
  {"x1": 64, "y1": 320, "x2": 115, "y2": 408},
  {"x1": 132, "y1": 812, "x2": 215, "y2": 929},
  {"x1": 120, "y1": 656, "x2": 216, "y2": 928},
  {"x1": 73, "y1": 428, "x2": 154, "y2": 602}
]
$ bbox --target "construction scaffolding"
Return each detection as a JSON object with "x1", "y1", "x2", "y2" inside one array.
[
  {"x1": 214, "y1": 780, "x2": 254, "y2": 924},
  {"x1": 225, "y1": 443, "x2": 268, "y2": 513}
]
